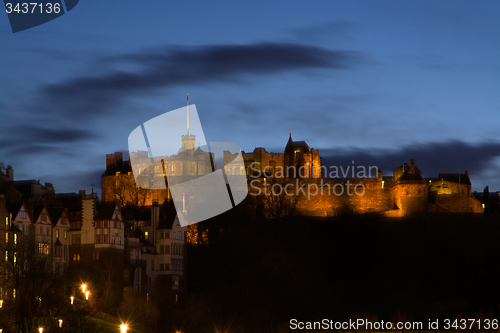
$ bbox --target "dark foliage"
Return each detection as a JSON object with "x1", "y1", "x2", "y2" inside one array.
[{"x1": 181, "y1": 199, "x2": 500, "y2": 332}]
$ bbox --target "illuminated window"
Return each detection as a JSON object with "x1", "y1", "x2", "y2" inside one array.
[
  {"x1": 38, "y1": 244, "x2": 49, "y2": 255},
  {"x1": 144, "y1": 232, "x2": 148, "y2": 241},
  {"x1": 382, "y1": 181, "x2": 385, "y2": 189},
  {"x1": 14, "y1": 234, "x2": 17, "y2": 245},
  {"x1": 64, "y1": 230, "x2": 67, "y2": 239},
  {"x1": 5, "y1": 233, "x2": 8, "y2": 244},
  {"x1": 13, "y1": 252, "x2": 17, "y2": 265},
  {"x1": 5, "y1": 251, "x2": 7, "y2": 262},
  {"x1": 73, "y1": 254, "x2": 80, "y2": 261},
  {"x1": 56, "y1": 229, "x2": 59, "y2": 239},
  {"x1": 5, "y1": 217, "x2": 8, "y2": 227}
]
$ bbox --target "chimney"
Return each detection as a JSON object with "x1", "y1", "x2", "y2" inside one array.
[
  {"x1": 6, "y1": 165, "x2": 13, "y2": 179},
  {"x1": 106, "y1": 154, "x2": 115, "y2": 170},
  {"x1": 410, "y1": 159, "x2": 415, "y2": 167}
]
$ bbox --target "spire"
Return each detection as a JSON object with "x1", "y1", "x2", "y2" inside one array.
[
  {"x1": 285, "y1": 131, "x2": 294, "y2": 152},
  {"x1": 187, "y1": 94, "x2": 189, "y2": 136}
]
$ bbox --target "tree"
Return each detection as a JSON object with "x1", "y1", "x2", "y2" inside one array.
[
  {"x1": 257, "y1": 181, "x2": 298, "y2": 221},
  {"x1": 0, "y1": 230, "x2": 70, "y2": 333}
]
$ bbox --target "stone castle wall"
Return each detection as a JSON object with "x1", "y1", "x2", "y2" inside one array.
[{"x1": 430, "y1": 194, "x2": 483, "y2": 213}]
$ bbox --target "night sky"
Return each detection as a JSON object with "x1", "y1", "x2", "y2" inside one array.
[{"x1": 0, "y1": 1, "x2": 499, "y2": 195}]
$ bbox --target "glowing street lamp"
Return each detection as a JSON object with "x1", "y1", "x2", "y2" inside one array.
[
  {"x1": 85, "y1": 291, "x2": 89, "y2": 300},
  {"x1": 81, "y1": 284, "x2": 86, "y2": 294},
  {"x1": 0, "y1": 299, "x2": 3, "y2": 308},
  {"x1": 70, "y1": 296, "x2": 74, "y2": 305},
  {"x1": 120, "y1": 323, "x2": 128, "y2": 333},
  {"x1": 59, "y1": 319, "x2": 63, "y2": 328},
  {"x1": 38, "y1": 328, "x2": 43, "y2": 333}
]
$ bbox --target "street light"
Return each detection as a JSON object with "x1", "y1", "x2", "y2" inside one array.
[
  {"x1": 81, "y1": 284, "x2": 86, "y2": 294},
  {"x1": 120, "y1": 323, "x2": 128, "y2": 333},
  {"x1": 85, "y1": 291, "x2": 89, "y2": 300},
  {"x1": 59, "y1": 319, "x2": 63, "y2": 328},
  {"x1": 38, "y1": 328, "x2": 43, "y2": 333},
  {"x1": 70, "y1": 296, "x2": 74, "y2": 305},
  {"x1": 0, "y1": 299, "x2": 3, "y2": 308}
]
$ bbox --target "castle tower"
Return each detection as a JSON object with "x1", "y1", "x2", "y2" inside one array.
[
  {"x1": 283, "y1": 133, "x2": 321, "y2": 178},
  {"x1": 179, "y1": 94, "x2": 196, "y2": 153},
  {"x1": 179, "y1": 94, "x2": 196, "y2": 175}
]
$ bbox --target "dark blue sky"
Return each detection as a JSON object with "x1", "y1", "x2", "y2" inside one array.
[{"x1": 0, "y1": 0, "x2": 499, "y2": 194}]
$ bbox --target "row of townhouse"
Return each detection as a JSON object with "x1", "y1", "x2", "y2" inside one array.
[
  {"x1": 0, "y1": 193, "x2": 71, "y2": 303},
  {"x1": 66, "y1": 194, "x2": 188, "y2": 298},
  {"x1": 1, "y1": 166, "x2": 187, "y2": 305}
]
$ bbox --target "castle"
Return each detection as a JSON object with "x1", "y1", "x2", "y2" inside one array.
[{"x1": 102, "y1": 133, "x2": 483, "y2": 217}]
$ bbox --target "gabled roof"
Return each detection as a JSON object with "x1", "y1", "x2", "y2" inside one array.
[
  {"x1": 95, "y1": 202, "x2": 122, "y2": 220},
  {"x1": 7, "y1": 201, "x2": 32, "y2": 222},
  {"x1": 395, "y1": 160, "x2": 422, "y2": 181},
  {"x1": 194, "y1": 146, "x2": 209, "y2": 156},
  {"x1": 438, "y1": 173, "x2": 471, "y2": 186},
  {"x1": 47, "y1": 206, "x2": 68, "y2": 226},
  {"x1": 284, "y1": 134, "x2": 311, "y2": 153},
  {"x1": 33, "y1": 204, "x2": 53, "y2": 226}
]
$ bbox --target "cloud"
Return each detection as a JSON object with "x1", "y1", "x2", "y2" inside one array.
[
  {"x1": 320, "y1": 140, "x2": 500, "y2": 184},
  {"x1": 0, "y1": 125, "x2": 97, "y2": 156},
  {"x1": 39, "y1": 43, "x2": 367, "y2": 120}
]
